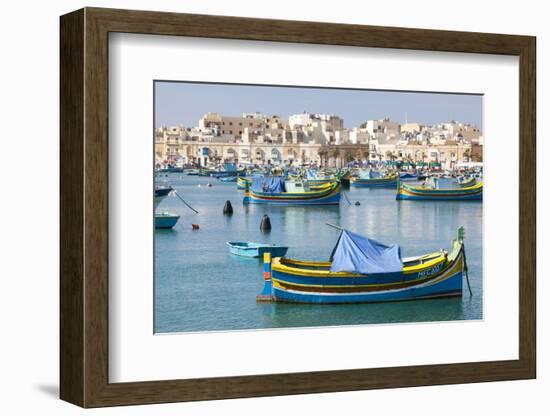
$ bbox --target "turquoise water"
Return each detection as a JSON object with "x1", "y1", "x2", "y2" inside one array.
[{"x1": 154, "y1": 174, "x2": 483, "y2": 333}]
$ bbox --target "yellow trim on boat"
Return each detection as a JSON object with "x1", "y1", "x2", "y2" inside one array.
[
  {"x1": 402, "y1": 181, "x2": 483, "y2": 192},
  {"x1": 271, "y1": 251, "x2": 447, "y2": 277},
  {"x1": 272, "y1": 251, "x2": 464, "y2": 290}
]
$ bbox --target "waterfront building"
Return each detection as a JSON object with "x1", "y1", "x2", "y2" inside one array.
[{"x1": 155, "y1": 113, "x2": 483, "y2": 169}]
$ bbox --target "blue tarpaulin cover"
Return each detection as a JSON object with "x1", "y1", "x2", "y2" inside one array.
[
  {"x1": 252, "y1": 176, "x2": 286, "y2": 194},
  {"x1": 330, "y1": 230, "x2": 403, "y2": 274}
]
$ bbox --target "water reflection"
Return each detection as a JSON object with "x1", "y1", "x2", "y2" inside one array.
[{"x1": 155, "y1": 174, "x2": 483, "y2": 333}]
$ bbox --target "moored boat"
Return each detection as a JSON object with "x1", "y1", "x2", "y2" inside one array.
[
  {"x1": 399, "y1": 172, "x2": 418, "y2": 181},
  {"x1": 155, "y1": 212, "x2": 180, "y2": 229},
  {"x1": 211, "y1": 169, "x2": 246, "y2": 178},
  {"x1": 226, "y1": 241, "x2": 289, "y2": 258},
  {"x1": 350, "y1": 171, "x2": 399, "y2": 188},
  {"x1": 396, "y1": 179, "x2": 482, "y2": 200},
  {"x1": 257, "y1": 227, "x2": 467, "y2": 304},
  {"x1": 243, "y1": 176, "x2": 341, "y2": 205}
]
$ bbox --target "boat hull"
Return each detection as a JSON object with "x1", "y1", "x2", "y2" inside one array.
[
  {"x1": 243, "y1": 183, "x2": 341, "y2": 205},
  {"x1": 227, "y1": 243, "x2": 289, "y2": 258},
  {"x1": 397, "y1": 181, "x2": 483, "y2": 201},
  {"x1": 350, "y1": 174, "x2": 398, "y2": 188},
  {"x1": 271, "y1": 270, "x2": 462, "y2": 303},
  {"x1": 211, "y1": 170, "x2": 246, "y2": 178},
  {"x1": 399, "y1": 173, "x2": 419, "y2": 181},
  {"x1": 155, "y1": 213, "x2": 180, "y2": 229}
]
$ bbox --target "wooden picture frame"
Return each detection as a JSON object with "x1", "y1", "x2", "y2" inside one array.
[{"x1": 60, "y1": 7, "x2": 536, "y2": 408}]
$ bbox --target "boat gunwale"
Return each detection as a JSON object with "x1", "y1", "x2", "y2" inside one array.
[
  {"x1": 271, "y1": 249, "x2": 450, "y2": 278},
  {"x1": 271, "y1": 247, "x2": 464, "y2": 291},
  {"x1": 401, "y1": 180, "x2": 483, "y2": 193},
  {"x1": 245, "y1": 182, "x2": 341, "y2": 199}
]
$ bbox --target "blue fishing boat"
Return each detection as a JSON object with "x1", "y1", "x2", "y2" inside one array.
[
  {"x1": 226, "y1": 241, "x2": 289, "y2": 258},
  {"x1": 155, "y1": 212, "x2": 180, "y2": 229},
  {"x1": 211, "y1": 170, "x2": 246, "y2": 178},
  {"x1": 243, "y1": 176, "x2": 341, "y2": 205},
  {"x1": 257, "y1": 227, "x2": 468, "y2": 304},
  {"x1": 157, "y1": 166, "x2": 183, "y2": 173},
  {"x1": 399, "y1": 172, "x2": 418, "y2": 181},
  {"x1": 220, "y1": 176, "x2": 238, "y2": 182},
  {"x1": 210, "y1": 163, "x2": 246, "y2": 178}
]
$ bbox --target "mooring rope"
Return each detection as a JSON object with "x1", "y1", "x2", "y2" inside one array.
[
  {"x1": 462, "y1": 244, "x2": 473, "y2": 297},
  {"x1": 171, "y1": 190, "x2": 199, "y2": 214},
  {"x1": 342, "y1": 190, "x2": 352, "y2": 206}
]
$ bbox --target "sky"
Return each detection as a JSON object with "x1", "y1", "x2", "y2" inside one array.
[{"x1": 154, "y1": 81, "x2": 483, "y2": 130}]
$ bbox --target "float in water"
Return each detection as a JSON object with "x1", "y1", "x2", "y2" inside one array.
[{"x1": 257, "y1": 226, "x2": 469, "y2": 304}]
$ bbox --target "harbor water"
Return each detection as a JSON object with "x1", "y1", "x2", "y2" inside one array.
[{"x1": 154, "y1": 174, "x2": 483, "y2": 333}]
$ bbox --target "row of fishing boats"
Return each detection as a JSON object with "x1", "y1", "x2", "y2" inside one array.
[
  {"x1": 155, "y1": 175, "x2": 475, "y2": 305},
  {"x1": 230, "y1": 169, "x2": 476, "y2": 304},
  {"x1": 236, "y1": 170, "x2": 483, "y2": 205}
]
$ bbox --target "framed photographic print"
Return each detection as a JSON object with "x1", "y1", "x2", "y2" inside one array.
[{"x1": 60, "y1": 7, "x2": 536, "y2": 408}]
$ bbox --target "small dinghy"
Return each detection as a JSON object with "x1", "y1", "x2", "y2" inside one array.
[
  {"x1": 226, "y1": 241, "x2": 289, "y2": 258},
  {"x1": 155, "y1": 212, "x2": 180, "y2": 229}
]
